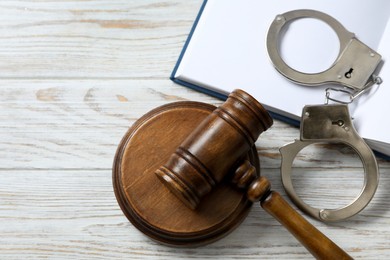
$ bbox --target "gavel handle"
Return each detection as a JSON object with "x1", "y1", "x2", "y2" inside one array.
[{"x1": 261, "y1": 191, "x2": 353, "y2": 260}]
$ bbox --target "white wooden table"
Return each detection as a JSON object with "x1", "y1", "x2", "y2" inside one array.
[{"x1": 1, "y1": 1, "x2": 390, "y2": 259}]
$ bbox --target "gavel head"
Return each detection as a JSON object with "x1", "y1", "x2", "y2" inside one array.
[{"x1": 155, "y1": 89, "x2": 273, "y2": 209}]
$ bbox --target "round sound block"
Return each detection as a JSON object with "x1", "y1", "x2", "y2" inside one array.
[{"x1": 113, "y1": 101, "x2": 260, "y2": 246}]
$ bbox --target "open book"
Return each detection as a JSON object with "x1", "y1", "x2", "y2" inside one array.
[{"x1": 171, "y1": 0, "x2": 390, "y2": 157}]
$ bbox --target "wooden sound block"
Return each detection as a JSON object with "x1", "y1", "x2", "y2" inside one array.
[{"x1": 113, "y1": 101, "x2": 260, "y2": 246}]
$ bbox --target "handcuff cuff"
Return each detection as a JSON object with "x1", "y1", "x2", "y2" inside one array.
[{"x1": 266, "y1": 9, "x2": 381, "y2": 222}]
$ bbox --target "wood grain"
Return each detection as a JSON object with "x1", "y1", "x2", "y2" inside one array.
[
  {"x1": 0, "y1": 0, "x2": 200, "y2": 78},
  {"x1": 0, "y1": 0, "x2": 390, "y2": 259}
]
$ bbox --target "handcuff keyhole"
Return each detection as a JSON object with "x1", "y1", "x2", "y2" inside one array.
[{"x1": 345, "y1": 68, "x2": 353, "y2": 78}]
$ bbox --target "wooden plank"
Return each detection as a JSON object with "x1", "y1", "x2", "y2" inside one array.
[
  {"x1": 0, "y1": 0, "x2": 201, "y2": 78},
  {"x1": 0, "y1": 169, "x2": 389, "y2": 259},
  {"x1": 1, "y1": 80, "x2": 385, "y2": 170},
  {"x1": 0, "y1": 80, "x2": 218, "y2": 169}
]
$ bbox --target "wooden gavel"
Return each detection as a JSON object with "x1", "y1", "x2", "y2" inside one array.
[{"x1": 155, "y1": 89, "x2": 352, "y2": 259}]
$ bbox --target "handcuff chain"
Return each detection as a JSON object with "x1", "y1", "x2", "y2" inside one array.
[{"x1": 325, "y1": 74, "x2": 383, "y2": 105}]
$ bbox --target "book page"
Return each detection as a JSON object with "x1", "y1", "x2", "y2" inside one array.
[
  {"x1": 175, "y1": 0, "x2": 390, "y2": 122},
  {"x1": 353, "y1": 18, "x2": 390, "y2": 146}
]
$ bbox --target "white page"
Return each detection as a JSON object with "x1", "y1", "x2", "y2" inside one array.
[
  {"x1": 175, "y1": 0, "x2": 390, "y2": 122},
  {"x1": 353, "y1": 18, "x2": 390, "y2": 146}
]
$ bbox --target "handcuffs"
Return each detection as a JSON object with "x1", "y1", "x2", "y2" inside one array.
[{"x1": 266, "y1": 9, "x2": 381, "y2": 222}]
